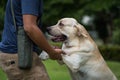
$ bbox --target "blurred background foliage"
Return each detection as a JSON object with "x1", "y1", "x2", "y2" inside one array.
[
  {"x1": 42, "y1": 0, "x2": 120, "y2": 45},
  {"x1": 0, "y1": 0, "x2": 120, "y2": 47}
]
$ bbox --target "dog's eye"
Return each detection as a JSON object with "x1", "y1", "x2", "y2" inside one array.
[{"x1": 59, "y1": 22, "x2": 64, "y2": 26}]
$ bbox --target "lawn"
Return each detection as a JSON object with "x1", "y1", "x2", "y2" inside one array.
[
  {"x1": 0, "y1": 68, "x2": 7, "y2": 80},
  {"x1": 0, "y1": 60, "x2": 120, "y2": 80}
]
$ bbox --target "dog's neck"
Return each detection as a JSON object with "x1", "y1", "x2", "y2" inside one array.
[
  {"x1": 64, "y1": 41, "x2": 73, "y2": 48},
  {"x1": 62, "y1": 37, "x2": 82, "y2": 55},
  {"x1": 64, "y1": 37, "x2": 80, "y2": 48}
]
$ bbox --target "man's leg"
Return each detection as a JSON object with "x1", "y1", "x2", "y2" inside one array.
[
  {"x1": 0, "y1": 52, "x2": 50, "y2": 80},
  {"x1": 24, "y1": 52, "x2": 50, "y2": 80},
  {"x1": 0, "y1": 52, "x2": 24, "y2": 80}
]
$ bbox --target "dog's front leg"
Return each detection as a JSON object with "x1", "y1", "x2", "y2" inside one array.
[
  {"x1": 62, "y1": 52, "x2": 92, "y2": 72},
  {"x1": 62, "y1": 54, "x2": 80, "y2": 72}
]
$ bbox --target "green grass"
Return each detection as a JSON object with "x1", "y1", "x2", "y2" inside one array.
[
  {"x1": 43, "y1": 60, "x2": 71, "y2": 80},
  {"x1": 0, "y1": 60, "x2": 120, "y2": 80},
  {"x1": 44, "y1": 60, "x2": 120, "y2": 80},
  {"x1": 0, "y1": 68, "x2": 7, "y2": 80},
  {"x1": 107, "y1": 61, "x2": 120, "y2": 79}
]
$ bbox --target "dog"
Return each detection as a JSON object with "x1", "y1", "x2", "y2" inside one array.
[{"x1": 40, "y1": 18, "x2": 117, "y2": 80}]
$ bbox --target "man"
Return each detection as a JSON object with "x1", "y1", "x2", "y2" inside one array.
[{"x1": 0, "y1": 0, "x2": 63, "y2": 80}]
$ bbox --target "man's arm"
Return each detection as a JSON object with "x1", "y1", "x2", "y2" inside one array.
[{"x1": 23, "y1": 14, "x2": 62, "y2": 60}]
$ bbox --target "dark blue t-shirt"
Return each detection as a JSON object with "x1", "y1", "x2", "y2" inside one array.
[{"x1": 0, "y1": 0, "x2": 43, "y2": 53}]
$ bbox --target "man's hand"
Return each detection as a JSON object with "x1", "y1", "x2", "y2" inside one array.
[{"x1": 49, "y1": 49, "x2": 64, "y2": 60}]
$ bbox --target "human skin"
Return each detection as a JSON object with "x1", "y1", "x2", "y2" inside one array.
[{"x1": 23, "y1": 14, "x2": 63, "y2": 60}]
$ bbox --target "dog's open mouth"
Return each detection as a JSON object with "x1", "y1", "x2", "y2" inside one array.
[
  {"x1": 51, "y1": 35, "x2": 67, "y2": 42},
  {"x1": 47, "y1": 33, "x2": 67, "y2": 42}
]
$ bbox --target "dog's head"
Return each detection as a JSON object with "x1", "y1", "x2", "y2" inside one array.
[{"x1": 47, "y1": 18, "x2": 88, "y2": 42}]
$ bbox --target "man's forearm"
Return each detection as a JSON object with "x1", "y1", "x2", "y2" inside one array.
[
  {"x1": 22, "y1": 15, "x2": 55, "y2": 55},
  {"x1": 25, "y1": 24, "x2": 55, "y2": 54}
]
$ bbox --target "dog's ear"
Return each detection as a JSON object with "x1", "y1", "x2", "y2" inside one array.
[{"x1": 75, "y1": 23, "x2": 88, "y2": 37}]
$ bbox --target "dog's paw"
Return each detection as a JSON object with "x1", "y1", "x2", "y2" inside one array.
[{"x1": 39, "y1": 51, "x2": 49, "y2": 60}]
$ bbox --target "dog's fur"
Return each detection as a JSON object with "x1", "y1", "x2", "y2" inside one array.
[{"x1": 40, "y1": 18, "x2": 117, "y2": 80}]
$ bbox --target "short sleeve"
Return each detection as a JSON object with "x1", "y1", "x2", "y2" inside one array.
[{"x1": 21, "y1": 0, "x2": 42, "y2": 16}]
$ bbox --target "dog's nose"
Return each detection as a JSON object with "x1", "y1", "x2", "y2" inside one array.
[{"x1": 46, "y1": 27, "x2": 51, "y2": 32}]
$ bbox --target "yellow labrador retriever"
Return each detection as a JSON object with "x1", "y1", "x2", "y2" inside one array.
[{"x1": 40, "y1": 18, "x2": 117, "y2": 80}]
